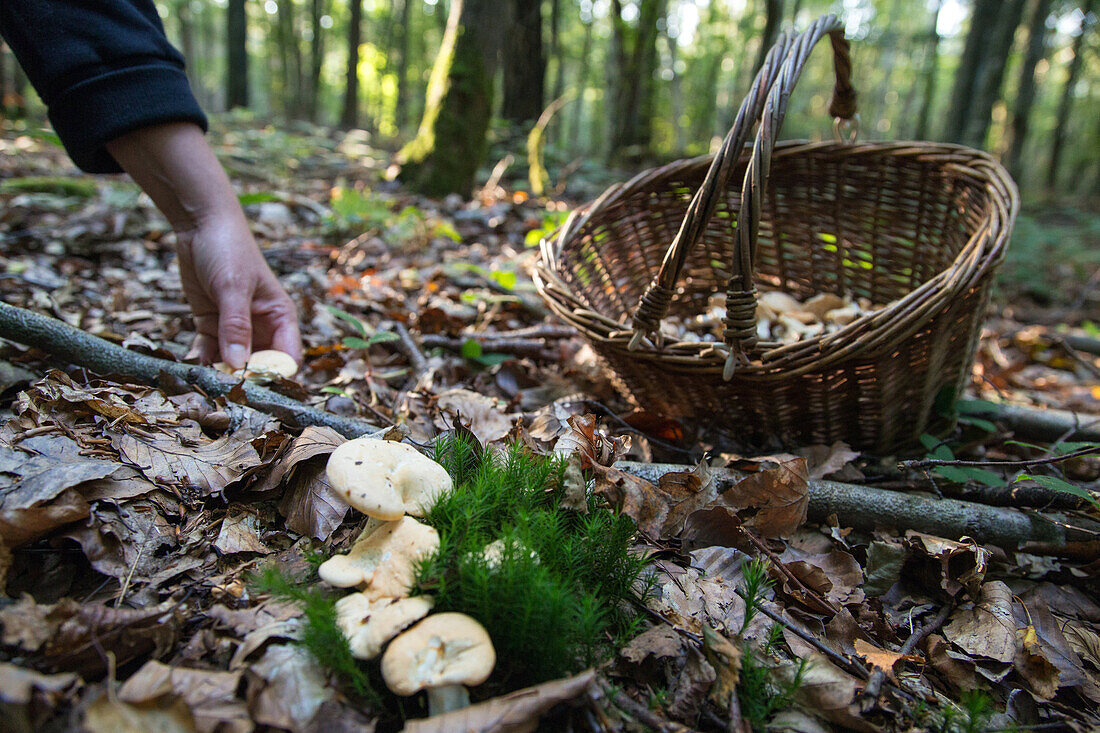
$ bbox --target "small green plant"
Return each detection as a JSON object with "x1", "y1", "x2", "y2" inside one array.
[
  {"x1": 417, "y1": 437, "x2": 653, "y2": 689},
  {"x1": 739, "y1": 557, "x2": 773, "y2": 634},
  {"x1": 919, "y1": 433, "x2": 1005, "y2": 487},
  {"x1": 251, "y1": 566, "x2": 381, "y2": 705},
  {"x1": 737, "y1": 623, "x2": 807, "y2": 730},
  {"x1": 326, "y1": 305, "x2": 400, "y2": 350},
  {"x1": 924, "y1": 689, "x2": 998, "y2": 733}
]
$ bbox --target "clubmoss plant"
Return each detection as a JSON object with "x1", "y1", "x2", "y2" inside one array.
[
  {"x1": 738, "y1": 623, "x2": 808, "y2": 730},
  {"x1": 417, "y1": 436, "x2": 652, "y2": 689}
]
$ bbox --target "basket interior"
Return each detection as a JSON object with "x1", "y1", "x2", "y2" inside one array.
[{"x1": 556, "y1": 143, "x2": 994, "y2": 322}]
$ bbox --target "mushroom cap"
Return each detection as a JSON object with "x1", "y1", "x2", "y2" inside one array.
[
  {"x1": 318, "y1": 516, "x2": 439, "y2": 597},
  {"x1": 246, "y1": 349, "x2": 299, "y2": 379},
  {"x1": 327, "y1": 439, "x2": 453, "y2": 520},
  {"x1": 335, "y1": 594, "x2": 434, "y2": 659},
  {"x1": 381, "y1": 613, "x2": 496, "y2": 696}
]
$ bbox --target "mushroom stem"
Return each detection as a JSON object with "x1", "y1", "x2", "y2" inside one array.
[{"x1": 426, "y1": 685, "x2": 470, "y2": 716}]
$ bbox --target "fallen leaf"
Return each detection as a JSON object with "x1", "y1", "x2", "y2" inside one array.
[
  {"x1": 712, "y1": 458, "x2": 809, "y2": 539},
  {"x1": 904, "y1": 532, "x2": 989, "y2": 600},
  {"x1": 862, "y1": 541, "x2": 906, "y2": 597},
  {"x1": 787, "y1": 652, "x2": 876, "y2": 732},
  {"x1": 402, "y1": 669, "x2": 595, "y2": 733},
  {"x1": 246, "y1": 644, "x2": 333, "y2": 730},
  {"x1": 118, "y1": 660, "x2": 251, "y2": 733},
  {"x1": 112, "y1": 428, "x2": 261, "y2": 496},
  {"x1": 797, "y1": 441, "x2": 860, "y2": 480},
  {"x1": 667, "y1": 647, "x2": 716, "y2": 722},
  {"x1": 944, "y1": 580, "x2": 1016, "y2": 663},
  {"x1": 215, "y1": 509, "x2": 272, "y2": 555},
  {"x1": 1015, "y1": 625, "x2": 1060, "y2": 699},
  {"x1": 436, "y1": 388, "x2": 514, "y2": 444},
  {"x1": 558, "y1": 452, "x2": 588, "y2": 513},
  {"x1": 619, "y1": 626, "x2": 685, "y2": 665},
  {"x1": 702, "y1": 625, "x2": 742, "y2": 706},
  {"x1": 590, "y1": 461, "x2": 715, "y2": 539},
  {"x1": 84, "y1": 691, "x2": 198, "y2": 733},
  {"x1": 853, "y1": 638, "x2": 920, "y2": 683}
]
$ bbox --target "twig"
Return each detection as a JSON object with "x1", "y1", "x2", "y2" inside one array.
[
  {"x1": 0, "y1": 301, "x2": 383, "y2": 438},
  {"x1": 596, "y1": 679, "x2": 694, "y2": 733},
  {"x1": 859, "y1": 602, "x2": 953, "y2": 712},
  {"x1": 739, "y1": 527, "x2": 843, "y2": 617},
  {"x1": 899, "y1": 445, "x2": 1100, "y2": 471},
  {"x1": 732, "y1": 587, "x2": 869, "y2": 681},
  {"x1": 391, "y1": 321, "x2": 428, "y2": 384}
]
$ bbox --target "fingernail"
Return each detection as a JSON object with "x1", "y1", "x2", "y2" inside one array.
[{"x1": 225, "y1": 344, "x2": 249, "y2": 370}]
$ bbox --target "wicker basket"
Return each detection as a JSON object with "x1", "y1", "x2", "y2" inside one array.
[{"x1": 533, "y1": 15, "x2": 1019, "y2": 452}]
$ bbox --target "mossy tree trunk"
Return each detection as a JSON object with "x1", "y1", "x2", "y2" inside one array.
[
  {"x1": 501, "y1": 0, "x2": 545, "y2": 125},
  {"x1": 396, "y1": 0, "x2": 509, "y2": 198}
]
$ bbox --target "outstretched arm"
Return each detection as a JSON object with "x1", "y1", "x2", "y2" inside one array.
[{"x1": 106, "y1": 122, "x2": 301, "y2": 368}]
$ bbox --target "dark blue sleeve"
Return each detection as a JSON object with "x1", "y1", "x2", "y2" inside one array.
[{"x1": 0, "y1": 0, "x2": 208, "y2": 173}]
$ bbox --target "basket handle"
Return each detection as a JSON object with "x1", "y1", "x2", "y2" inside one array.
[
  {"x1": 628, "y1": 14, "x2": 856, "y2": 355},
  {"x1": 721, "y1": 15, "x2": 855, "y2": 379}
]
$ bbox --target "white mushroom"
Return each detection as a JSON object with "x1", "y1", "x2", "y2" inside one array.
[
  {"x1": 244, "y1": 349, "x2": 299, "y2": 380},
  {"x1": 327, "y1": 439, "x2": 453, "y2": 520},
  {"x1": 213, "y1": 349, "x2": 299, "y2": 383},
  {"x1": 318, "y1": 516, "x2": 439, "y2": 598},
  {"x1": 381, "y1": 612, "x2": 496, "y2": 716},
  {"x1": 803, "y1": 293, "x2": 847, "y2": 321},
  {"x1": 757, "y1": 291, "x2": 804, "y2": 316},
  {"x1": 825, "y1": 303, "x2": 862, "y2": 325},
  {"x1": 481, "y1": 538, "x2": 538, "y2": 570},
  {"x1": 335, "y1": 593, "x2": 434, "y2": 659}
]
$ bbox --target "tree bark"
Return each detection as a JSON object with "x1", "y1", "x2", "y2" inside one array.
[
  {"x1": 501, "y1": 0, "x2": 545, "y2": 124},
  {"x1": 913, "y1": 0, "x2": 942, "y2": 140},
  {"x1": 226, "y1": 0, "x2": 249, "y2": 109},
  {"x1": 341, "y1": 0, "x2": 363, "y2": 128},
  {"x1": 396, "y1": 0, "x2": 510, "y2": 197},
  {"x1": 607, "y1": 0, "x2": 667, "y2": 165},
  {"x1": 943, "y1": 0, "x2": 1000, "y2": 142},
  {"x1": 959, "y1": 0, "x2": 1027, "y2": 148},
  {"x1": 394, "y1": 0, "x2": 412, "y2": 131},
  {"x1": 751, "y1": 0, "x2": 784, "y2": 78},
  {"x1": 1004, "y1": 0, "x2": 1054, "y2": 178},
  {"x1": 307, "y1": 0, "x2": 326, "y2": 122},
  {"x1": 615, "y1": 461, "x2": 1100, "y2": 559},
  {"x1": 1047, "y1": 0, "x2": 1094, "y2": 188},
  {"x1": 566, "y1": 16, "x2": 594, "y2": 156}
]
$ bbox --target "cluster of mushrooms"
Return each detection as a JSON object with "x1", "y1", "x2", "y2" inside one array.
[
  {"x1": 319, "y1": 438, "x2": 496, "y2": 717},
  {"x1": 661, "y1": 290, "x2": 885, "y2": 345}
]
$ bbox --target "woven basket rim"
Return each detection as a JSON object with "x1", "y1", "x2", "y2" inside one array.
[{"x1": 534, "y1": 139, "x2": 1020, "y2": 379}]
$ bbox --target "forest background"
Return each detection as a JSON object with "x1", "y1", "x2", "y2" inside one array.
[{"x1": 1, "y1": 0, "x2": 1097, "y2": 203}]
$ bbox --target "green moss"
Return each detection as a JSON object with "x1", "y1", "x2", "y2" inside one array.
[
  {"x1": 0, "y1": 176, "x2": 98, "y2": 197},
  {"x1": 417, "y1": 438, "x2": 652, "y2": 689}
]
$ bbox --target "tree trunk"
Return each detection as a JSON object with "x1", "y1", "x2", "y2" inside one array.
[
  {"x1": 608, "y1": 0, "x2": 667, "y2": 165},
  {"x1": 501, "y1": 0, "x2": 545, "y2": 124},
  {"x1": 306, "y1": 0, "x2": 326, "y2": 121},
  {"x1": 566, "y1": 17, "x2": 594, "y2": 156},
  {"x1": 394, "y1": 0, "x2": 412, "y2": 131},
  {"x1": 958, "y1": 0, "x2": 1027, "y2": 148},
  {"x1": 1047, "y1": 0, "x2": 1094, "y2": 188},
  {"x1": 396, "y1": 0, "x2": 510, "y2": 197},
  {"x1": 668, "y1": 34, "x2": 684, "y2": 155},
  {"x1": 175, "y1": 0, "x2": 198, "y2": 104},
  {"x1": 226, "y1": 0, "x2": 249, "y2": 109},
  {"x1": 550, "y1": 0, "x2": 565, "y2": 102},
  {"x1": 751, "y1": 0, "x2": 784, "y2": 77},
  {"x1": 276, "y1": 0, "x2": 304, "y2": 117},
  {"x1": 341, "y1": 0, "x2": 363, "y2": 128},
  {"x1": 1004, "y1": 0, "x2": 1053, "y2": 178},
  {"x1": 943, "y1": 0, "x2": 1002, "y2": 143},
  {"x1": 913, "y1": 0, "x2": 942, "y2": 140}
]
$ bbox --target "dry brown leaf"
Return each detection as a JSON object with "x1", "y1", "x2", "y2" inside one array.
[
  {"x1": 925, "y1": 633, "x2": 984, "y2": 692},
  {"x1": 853, "y1": 638, "x2": 920, "y2": 683},
  {"x1": 63, "y1": 496, "x2": 180, "y2": 581},
  {"x1": 21, "y1": 370, "x2": 152, "y2": 426},
  {"x1": 245, "y1": 644, "x2": 333, "y2": 730},
  {"x1": 590, "y1": 461, "x2": 714, "y2": 539},
  {"x1": 667, "y1": 647, "x2": 716, "y2": 723},
  {"x1": 619, "y1": 625, "x2": 685, "y2": 665},
  {"x1": 787, "y1": 652, "x2": 877, "y2": 732},
  {"x1": 402, "y1": 669, "x2": 595, "y2": 733},
  {"x1": 436, "y1": 388, "x2": 514, "y2": 444},
  {"x1": 554, "y1": 413, "x2": 628, "y2": 468},
  {"x1": 1015, "y1": 625, "x2": 1060, "y2": 699},
  {"x1": 84, "y1": 692, "x2": 199, "y2": 733},
  {"x1": 215, "y1": 509, "x2": 272, "y2": 555},
  {"x1": 113, "y1": 428, "x2": 261, "y2": 496},
  {"x1": 118, "y1": 660, "x2": 251, "y2": 733},
  {"x1": 944, "y1": 580, "x2": 1016, "y2": 663},
  {"x1": 714, "y1": 458, "x2": 809, "y2": 539},
  {"x1": 256, "y1": 426, "x2": 344, "y2": 493},
  {"x1": 797, "y1": 441, "x2": 860, "y2": 480},
  {"x1": 905, "y1": 532, "x2": 989, "y2": 600},
  {"x1": 558, "y1": 452, "x2": 588, "y2": 513},
  {"x1": 0, "y1": 661, "x2": 78, "y2": 704},
  {"x1": 702, "y1": 625, "x2": 742, "y2": 707},
  {"x1": 649, "y1": 565, "x2": 739, "y2": 634}
]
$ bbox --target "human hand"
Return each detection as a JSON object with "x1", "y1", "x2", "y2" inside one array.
[
  {"x1": 176, "y1": 214, "x2": 301, "y2": 368},
  {"x1": 105, "y1": 122, "x2": 302, "y2": 368}
]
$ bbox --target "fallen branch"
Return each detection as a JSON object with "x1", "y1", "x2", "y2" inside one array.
[
  {"x1": 860, "y1": 602, "x2": 952, "y2": 712},
  {"x1": 0, "y1": 301, "x2": 382, "y2": 438},
  {"x1": 960, "y1": 400, "x2": 1100, "y2": 443},
  {"x1": 615, "y1": 461, "x2": 1100, "y2": 559}
]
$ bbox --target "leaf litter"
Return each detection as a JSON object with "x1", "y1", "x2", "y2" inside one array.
[{"x1": 0, "y1": 120, "x2": 1098, "y2": 732}]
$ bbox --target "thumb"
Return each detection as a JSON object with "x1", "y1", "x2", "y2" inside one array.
[{"x1": 217, "y1": 289, "x2": 254, "y2": 370}]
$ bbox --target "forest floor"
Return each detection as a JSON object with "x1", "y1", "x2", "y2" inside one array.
[{"x1": 1, "y1": 117, "x2": 1098, "y2": 733}]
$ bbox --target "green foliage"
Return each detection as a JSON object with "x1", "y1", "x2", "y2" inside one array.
[
  {"x1": 325, "y1": 305, "x2": 399, "y2": 351},
  {"x1": 250, "y1": 566, "x2": 381, "y2": 705},
  {"x1": 417, "y1": 437, "x2": 652, "y2": 689},
  {"x1": 1015, "y1": 472, "x2": 1100, "y2": 511},
  {"x1": 919, "y1": 434, "x2": 1006, "y2": 487},
  {"x1": 919, "y1": 689, "x2": 998, "y2": 733},
  {"x1": 524, "y1": 210, "x2": 570, "y2": 248},
  {"x1": 1000, "y1": 209, "x2": 1100, "y2": 304}
]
